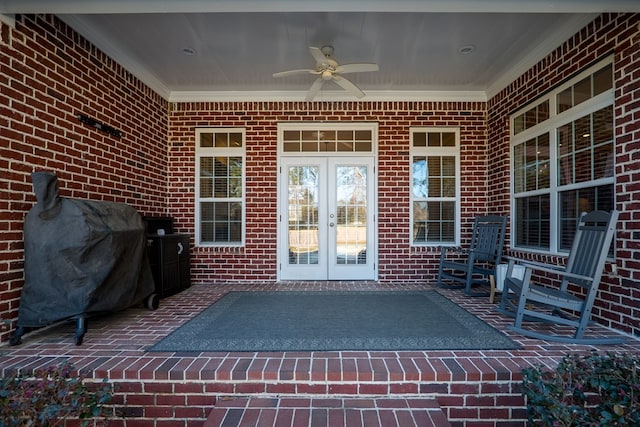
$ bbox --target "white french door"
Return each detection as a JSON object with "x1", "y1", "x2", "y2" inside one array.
[{"x1": 279, "y1": 157, "x2": 376, "y2": 280}]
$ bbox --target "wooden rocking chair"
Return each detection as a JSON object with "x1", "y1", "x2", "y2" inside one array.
[
  {"x1": 436, "y1": 215, "x2": 507, "y2": 297},
  {"x1": 499, "y1": 210, "x2": 623, "y2": 344}
]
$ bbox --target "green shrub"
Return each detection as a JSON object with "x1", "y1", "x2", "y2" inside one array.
[
  {"x1": 0, "y1": 361, "x2": 113, "y2": 427},
  {"x1": 521, "y1": 351, "x2": 639, "y2": 426}
]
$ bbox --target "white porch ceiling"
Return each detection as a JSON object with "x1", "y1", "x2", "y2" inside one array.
[{"x1": 1, "y1": 1, "x2": 639, "y2": 102}]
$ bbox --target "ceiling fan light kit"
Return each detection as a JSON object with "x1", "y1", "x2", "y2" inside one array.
[{"x1": 273, "y1": 45, "x2": 379, "y2": 101}]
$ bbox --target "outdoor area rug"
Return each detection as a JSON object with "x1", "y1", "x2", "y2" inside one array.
[{"x1": 148, "y1": 291, "x2": 519, "y2": 352}]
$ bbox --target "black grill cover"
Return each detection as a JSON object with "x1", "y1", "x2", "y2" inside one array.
[{"x1": 18, "y1": 172, "x2": 155, "y2": 327}]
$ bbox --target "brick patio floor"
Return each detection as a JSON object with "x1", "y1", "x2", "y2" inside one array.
[{"x1": 0, "y1": 281, "x2": 637, "y2": 426}]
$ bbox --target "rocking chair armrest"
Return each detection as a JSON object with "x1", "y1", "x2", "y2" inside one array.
[{"x1": 504, "y1": 257, "x2": 594, "y2": 283}]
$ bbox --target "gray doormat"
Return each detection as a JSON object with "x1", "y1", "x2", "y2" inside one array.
[{"x1": 148, "y1": 291, "x2": 519, "y2": 352}]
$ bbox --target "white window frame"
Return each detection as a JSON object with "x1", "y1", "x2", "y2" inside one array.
[
  {"x1": 195, "y1": 127, "x2": 246, "y2": 247},
  {"x1": 510, "y1": 56, "x2": 615, "y2": 254},
  {"x1": 409, "y1": 127, "x2": 461, "y2": 247}
]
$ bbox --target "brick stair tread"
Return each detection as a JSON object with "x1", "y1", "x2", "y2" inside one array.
[{"x1": 204, "y1": 396, "x2": 451, "y2": 427}]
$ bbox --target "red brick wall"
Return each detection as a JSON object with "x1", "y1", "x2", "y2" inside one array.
[
  {"x1": 487, "y1": 13, "x2": 640, "y2": 337},
  {"x1": 2, "y1": 11, "x2": 638, "y2": 343},
  {"x1": 0, "y1": 15, "x2": 168, "y2": 342},
  {"x1": 168, "y1": 101, "x2": 489, "y2": 284}
]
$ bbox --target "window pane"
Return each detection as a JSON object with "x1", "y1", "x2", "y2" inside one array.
[
  {"x1": 428, "y1": 177, "x2": 442, "y2": 197},
  {"x1": 302, "y1": 130, "x2": 316, "y2": 141},
  {"x1": 284, "y1": 130, "x2": 299, "y2": 141},
  {"x1": 574, "y1": 149, "x2": 592, "y2": 183},
  {"x1": 442, "y1": 178, "x2": 456, "y2": 198},
  {"x1": 412, "y1": 157, "x2": 427, "y2": 198},
  {"x1": 302, "y1": 141, "x2": 318, "y2": 152},
  {"x1": 593, "y1": 106, "x2": 613, "y2": 145},
  {"x1": 442, "y1": 157, "x2": 455, "y2": 176},
  {"x1": 594, "y1": 142, "x2": 614, "y2": 179},
  {"x1": 427, "y1": 157, "x2": 441, "y2": 177},
  {"x1": 515, "y1": 195, "x2": 550, "y2": 249},
  {"x1": 513, "y1": 144, "x2": 524, "y2": 192},
  {"x1": 525, "y1": 109, "x2": 536, "y2": 129},
  {"x1": 337, "y1": 130, "x2": 353, "y2": 141},
  {"x1": 200, "y1": 157, "x2": 213, "y2": 175},
  {"x1": 337, "y1": 140, "x2": 354, "y2": 151},
  {"x1": 574, "y1": 76, "x2": 591, "y2": 106},
  {"x1": 557, "y1": 87, "x2": 572, "y2": 113},
  {"x1": 559, "y1": 185, "x2": 614, "y2": 251},
  {"x1": 423, "y1": 201, "x2": 455, "y2": 242},
  {"x1": 537, "y1": 100, "x2": 549, "y2": 122},
  {"x1": 574, "y1": 115, "x2": 591, "y2": 151},
  {"x1": 514, "y1": 114, "x2": 524, "y2": 134},
  {"x1": 442, "y1": 132, "x2": 456, "y2": 147},
  {"x1": 200, "y1": 133, "x2": 213, "y2": 148},
  {"x1": 355, "y1": 130, "x2": 371, "y2": 140},
  {"x1": 413, "y1": 132, "x2": 426, "y2": 147},
  {"x1": 229, "y1": 133, "x2": 243, "y2": 147},
  {"x1": 284, "y1": 142, "x2": 300, "y2": 152},
  {"x1": 413, "y1": 201, "x2": 428, "y2": 243},
  {"x1": 355, "y1": 140, "x2": 372, "y2": 152},
  {"x1": 215, "y1": 133, "x2": 228, "y2": 147},
  {"x1": 593, "y1": 63, "x2": 612, "y2": 96}
]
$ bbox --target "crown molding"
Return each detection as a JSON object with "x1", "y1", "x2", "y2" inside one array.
[
  {"x1": 4, "y1": 0, "x2": 640, "y2": 14},
  {"x1": 0, "y1": 13, "x2": 15, "y2": 26},
  {"x1": 168, "y1": 90, "x2": 487, "y2": 103},
  {"x1": 485, "y1": 13, "x2": 598, "y2": 99}
]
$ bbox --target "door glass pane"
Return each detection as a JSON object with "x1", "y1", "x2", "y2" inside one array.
[
  {"x1": 335, "y1": 165, "x2": 367, "y2": 265},
  {"x1": 288, "y1": 166, "x2": 319, "y2": 265}
]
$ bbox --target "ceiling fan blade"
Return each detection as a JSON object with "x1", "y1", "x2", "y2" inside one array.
[
  {"x1": 335, "y1": 63, "x2": 379, "y2": 74},
  {"x1": 309, "y1": 46, "x2": 328, "y2": 65},
  {"x1": 305, "y1": 78, "x2": 325, "y2": 101},
  {"x1": 332, "y1": 75, "x2": 365, "y2": 99},
  {"x1": 272, "y1": 69, "x2": 318, "y2": 78}
]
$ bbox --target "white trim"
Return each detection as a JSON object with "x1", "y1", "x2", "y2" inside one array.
[
  {"x1": 5, "y1": 1, "x2": 640, "y2": 14},
  {"x1": 509, "y1": 57, "x2": 615, "y2": 254},
  {"x1": 0, "y1": 13, "x2": 15, "y2": 27},
  {"x1": 486, "y1": 14, "x2": 598, "y2": 99},
  {"x1": 59, "y1": 15, "x2": 171, "y2": 99},
  {"x1": 169, "y1": 90, "x2": 487, "y2": 103},
  {"x1": 409, "y1": 127, "x2": 461, "y2": 247},
  {"x1": 194, "y1": 128, "x2": 246, "y2": 247},
  {"x1": 276, "y1": 122, "x2": 379, "y2": 281}
]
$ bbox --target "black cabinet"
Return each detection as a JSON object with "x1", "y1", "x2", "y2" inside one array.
[{"x1": 147, "y1": 234, "x2": 191, "y2": 298}]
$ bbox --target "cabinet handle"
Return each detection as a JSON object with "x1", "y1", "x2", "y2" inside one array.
[{"x1": 177, "y1": 242, "x2": 184, "y2": 255}]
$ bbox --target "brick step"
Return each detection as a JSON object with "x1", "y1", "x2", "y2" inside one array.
[{"x1": 203, "y1": 396, "x2": 451, "y2": 427}]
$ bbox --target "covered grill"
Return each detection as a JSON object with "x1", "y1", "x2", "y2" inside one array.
[{"x1": 12, "y1": 172, "x2": 157, "y2": 345}]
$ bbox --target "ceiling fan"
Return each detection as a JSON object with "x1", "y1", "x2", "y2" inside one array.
[{"x1": 273, "y1": 46, "x2": 379, "y2": 101}]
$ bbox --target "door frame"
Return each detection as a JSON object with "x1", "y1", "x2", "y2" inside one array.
[{"x1": 276, "y1": 122, "x2": 378, "y2": 281}]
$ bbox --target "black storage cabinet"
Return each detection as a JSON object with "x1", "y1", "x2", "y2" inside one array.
[{"x1": 144, "y1": 217, "x2": 191, "y2": 298}]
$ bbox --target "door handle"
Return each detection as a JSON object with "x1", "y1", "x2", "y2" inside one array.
[
  {"x1": 329, "y1": 223, "x2": 335, "y2": 227},
  {"x1": 177, "y1": 242, "x2": 184, "y2": 255}
]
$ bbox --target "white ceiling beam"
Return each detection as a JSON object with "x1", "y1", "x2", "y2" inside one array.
[{"x1": 2, "y1": 0, "x2": 640, "y2": 14}]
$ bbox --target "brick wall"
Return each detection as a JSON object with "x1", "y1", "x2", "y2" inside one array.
[
  {"x1": 168, "y1": 101, "x2": 489, "y2": 284},
  {"x1": 487, "y1": 13, "x2": 640, "y2": 337},
  {"x1": 1, "y1": 11, "x2": 638, "y2": 344},
  {"x1": 0, "y1": 15, "x2": 168, "y2": 342}
]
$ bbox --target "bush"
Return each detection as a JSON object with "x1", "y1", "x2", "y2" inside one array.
[
  {"x1": 0, "y1": 361, "x2": 113, "y2": 427},
  {"x1": 521, "y1": 351, "x2": 639, "y2": 426}
]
